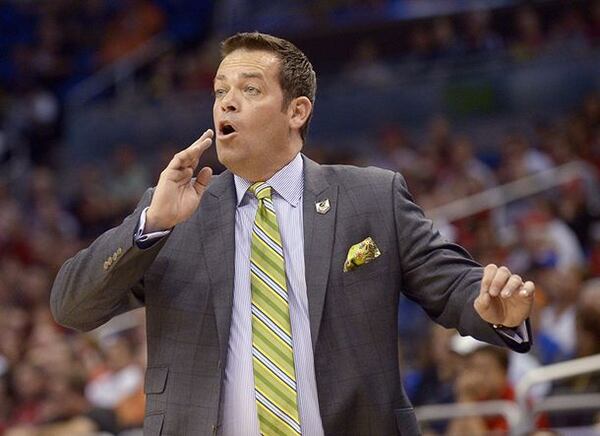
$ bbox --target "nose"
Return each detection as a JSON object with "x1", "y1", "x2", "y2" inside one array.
[{"x1": 219, "y1": 90, "x2": 239, "y2": 113}]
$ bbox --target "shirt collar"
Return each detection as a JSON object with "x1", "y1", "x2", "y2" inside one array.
[{"x1": 234, "y1": 153, "x2": 304, "y2": 207}]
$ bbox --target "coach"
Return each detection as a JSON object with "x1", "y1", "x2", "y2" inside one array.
[{"x1": 51, "y1": 32, "x2": 534, "y2": 436}]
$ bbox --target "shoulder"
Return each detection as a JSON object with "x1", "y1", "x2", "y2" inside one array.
[{"x1": 315, "y1": 163, "x2": 399, "y2": 189}]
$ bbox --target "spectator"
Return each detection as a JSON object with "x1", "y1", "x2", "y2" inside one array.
[
  {"x1": 409, "y1": 325, "x2": 459, "y2": 407},
  {"x1": 8, "y1": 361, "x2": 46, "y2": 427},
  {"x1": 107, "y1": 145, "x2": 151, "y2": 214},
  {"x1": 463, "y1": 9, "x2": 503, "y2": 55},
  {"x1": 69, "y1": 163, "x2": 119, "y2": 241},
  {"x1": 431, "y1": 17, "x2": 463, "y2": 62},
  {"x1": 367, "y1": 125, "x2": 418, "y2": 174},
  {"x1": 511, "y1": 6, "x2": 545, "y2": 61},
  {"x1": 148, "y1": 50, "x2": 179, "y2": 98},
  {"x1": 86, "y1": 336, "x2": 144, "y2": 415},
  {"x1": 447, "y1": 337, "x2": 514, "y2": 435},
  {"x1": 498, "y1": 133, "x2": 554, "y2": 183},
  {"x1": 517, "y1": 203, "x2": 586, "y2": 273},
  {"x1": 406, "y1": 24, "x2": 435, "y2": 71},
  {"x1": 535, "y1": 265, "x2": 582, "y2": 364},
  {"x1": 547, "y1": 279, "x2": 600, "y2": 427},
  {"x1": 408, "y1": 326, "x2": 459, "y2": 435},
  {"x1": 6, "y1": 371, "x2": 118, "y2": 436},
  {"x1": 30, "y1": 15, "x2": 71, "y2": 89},
  {"x1": 549, "y1": 7, "x2": 589, "y2": 54},
  {"x1": 574, "y1": 279, "x2": 600, "y2": 358},
  {"x1": 343, "y1": 39, "x2": 395, "y2": 87},
  {"x1": 179, "y1": 43, "x2": 220, "y2": 92}
]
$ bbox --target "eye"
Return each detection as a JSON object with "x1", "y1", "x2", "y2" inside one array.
[
  {"x1": 214, "y1": 88, "x2": 227, "y2": 98},
  {"x1": 245, "y1": 85, "x2": 260, "y2": 95}
]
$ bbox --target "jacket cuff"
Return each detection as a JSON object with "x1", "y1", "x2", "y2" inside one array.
[{"x1": 491, "y1": 318, "x2": 532, "y2": 353}]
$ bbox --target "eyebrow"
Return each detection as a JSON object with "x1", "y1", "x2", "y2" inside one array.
[
  {"x1": 214, "y1": 72, "x2": 266, "y2": 82},
  {"x1": 241, "y1": 72, "x2": 265, "y2": 80}
]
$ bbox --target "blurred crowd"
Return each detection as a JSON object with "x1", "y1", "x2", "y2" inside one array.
[
  {"x1": 1, "y1": 0, "x2": 600, "y2": 435},
  {"x1": 0, "y1": 0, "x2": 213, "y2": 168},
  {"x1": 149, "y1": 1, "x2": 600, "y2": 97},
  {"x1": 0, "y1": 0, "x2": 214, "y2": 91},
  {"x1": 2, "y1": 1, "x2": 600, "y2": 170}
]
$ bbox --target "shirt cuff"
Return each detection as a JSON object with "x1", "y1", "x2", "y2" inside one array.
[
  {"x1": 133, "y1": 207, "x2": 172, "y2": 249},
  {"x1": 492, "y1": 321, "x2": 530, "y2": 345}
]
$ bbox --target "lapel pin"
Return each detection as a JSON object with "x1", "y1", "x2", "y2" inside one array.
[{"x1": 315, "y1": 199, "x2": 330, "y2": 214}]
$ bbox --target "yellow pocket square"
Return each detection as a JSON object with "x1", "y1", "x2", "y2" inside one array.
[{"x1": 343, "y1": 237, "x2": 381, "y2": 272}]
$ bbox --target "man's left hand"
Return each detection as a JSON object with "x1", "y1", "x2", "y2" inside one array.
[{"x1": 474, "y1": 264, "x2": 535, "y2": 328}]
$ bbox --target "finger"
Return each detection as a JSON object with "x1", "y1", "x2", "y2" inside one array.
[
  {"x1": 186, "y1": 128, "x2": 214, "y2": 150},
  {"x1": 167, "y1": 150, "x2": 193, "y2": 171},
  {"x1": 500, "y1": 274, "x2": 522, "y2": 299},
  {"x1": 168, "y1": 130, "x2": 214, "y2": 170},
  {"x1": 188, "y1": 136, "x2": 213, "y2": 168},
  {"x1": 489, "y1": 266, "x2": 511, "y2": 297},
  {"x1": 162, "y1": 166, "x2": 193, "y2": 183},
  {"x1": 188, "y1": 129, "x2": 214, "y2": 153},
  {"x1": 181, "y1": 134, "x2": 213, "y2": 166},
  {"x1": 519, "y1": 281, "x2": 535, "y2": 299},
  {"x1": 480, "y1": 264, "x2": 498, "y2": 295},
  {"x1": 192, "y1": 129, "x2": 214, "y2": 154},
  {"x1": 474, "y1": 291, "x2": 491, "y2": 311},
  {"x1": 193, "y1": 166, "x2": 213, "y2": 195},
  {"x1": 167, "y1": 137, "x2": 211, "y2": 171}
]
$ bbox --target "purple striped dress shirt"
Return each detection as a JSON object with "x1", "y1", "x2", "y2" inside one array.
[{"x1": 221, "y1": 153, "x2": 324, "y2": 435}]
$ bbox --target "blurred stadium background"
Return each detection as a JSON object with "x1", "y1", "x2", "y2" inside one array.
[{"x1": 1, "y1": 0, "x2": 599, "y2": 435}]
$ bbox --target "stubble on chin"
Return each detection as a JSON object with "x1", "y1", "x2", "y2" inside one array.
[
  {"x1": 216, "y1": 143, "x2": 246, "y2": 176},
  {"x1": 215, "y1": 140, "x2": 233, "y2": 164}
]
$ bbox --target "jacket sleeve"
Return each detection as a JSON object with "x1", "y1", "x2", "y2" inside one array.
[
  {"x1": 50, "y1": 188, "x2": 170, "y2": 332},
  {"x1": 392, "y1": 172, "x2": 531, "y2": 352}
]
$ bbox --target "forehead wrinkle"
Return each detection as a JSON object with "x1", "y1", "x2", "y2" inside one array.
[
  {"x1": 241, "y1": 72, "x2": 265, "y2": 80},
  {"x1": 216, "y1": 51, "x2": 280, "y2": 77},
  {"x1": 214, "y1": 72, "x2": 263, "y2": 83},
  {"x1": 214, "y1": 70, "x2": 269, "y2": 85}
]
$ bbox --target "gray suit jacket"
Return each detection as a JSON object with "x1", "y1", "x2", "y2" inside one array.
[{"x1": 51, "y1": 155, "x2": 528, "y2": 436}]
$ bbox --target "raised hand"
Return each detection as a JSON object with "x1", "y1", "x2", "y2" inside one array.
[
  {"x1": 146, "y1": 129, "x2": 214, "y2": 232},
  {"x1": 474, "y1": 264, "x2": 535, "y2": 328}
]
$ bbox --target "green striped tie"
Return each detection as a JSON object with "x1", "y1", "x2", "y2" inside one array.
[{"x1": 249, "y1": 182, "x2": 301, "y2": 436}]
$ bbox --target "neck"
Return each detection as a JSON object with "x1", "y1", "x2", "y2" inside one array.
[{"x1": 240, "y1": 152, "x2": 300, "y2": 182}]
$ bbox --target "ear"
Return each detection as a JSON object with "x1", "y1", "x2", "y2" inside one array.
[{"x1": 288, "y1": 96, "x2": 312, "y2": 132}]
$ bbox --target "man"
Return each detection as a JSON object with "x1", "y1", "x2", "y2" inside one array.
[
  {"x1": 51, "y1": 32, "x2": 534, "y2": 435},
  {"x1": 447, "y1": 338, "x2": 514, "y2": 435},
  {"x1": 548, "y1": 279, "x2": 600, "y2": 427}
]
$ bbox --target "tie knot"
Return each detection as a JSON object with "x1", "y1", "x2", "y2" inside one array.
[{"x1": 249, "y1": 182, "x2": 272, "y2": 201}]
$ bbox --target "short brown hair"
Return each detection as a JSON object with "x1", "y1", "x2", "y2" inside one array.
[{"x1": 220, "y1": 32, "x2": 317, "y2": 141}]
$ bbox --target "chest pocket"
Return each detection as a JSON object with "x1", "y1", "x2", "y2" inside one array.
[{"x1": 341, "y1": 252, "x2": 385, "y2": 287}]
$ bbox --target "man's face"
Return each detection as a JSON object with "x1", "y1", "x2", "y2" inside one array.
[
  {"x1": 466, "y1": 350, "x2": 506, "y2": 397},
  {"x1": 213, "y1": 49, "x2": 300, "y2": 181}
]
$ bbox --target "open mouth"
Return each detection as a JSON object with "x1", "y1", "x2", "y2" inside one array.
[{"x1": 219, "y1": 122, "x2": 237, "y2": 137}]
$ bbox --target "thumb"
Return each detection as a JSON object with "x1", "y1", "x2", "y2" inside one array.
[{"x1": 193, "y1": 166, "x2": 213, "y2": 194}]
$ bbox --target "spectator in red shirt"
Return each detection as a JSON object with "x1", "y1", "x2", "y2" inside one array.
[{"x1": 447, "y1": 339, "x2": 514, "y2": 435}]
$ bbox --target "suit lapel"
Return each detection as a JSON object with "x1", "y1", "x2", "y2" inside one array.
[
  {"x1": 302, "y1": 155, "x2": 338, "y2": 349},
  {"x1": 199, "y1": 170, "x2": 236, "y2": 363}
]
